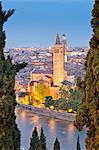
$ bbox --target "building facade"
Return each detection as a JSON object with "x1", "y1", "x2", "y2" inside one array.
[{"x1": 28, "y1": 34, "x2": 70, "y2": 100}]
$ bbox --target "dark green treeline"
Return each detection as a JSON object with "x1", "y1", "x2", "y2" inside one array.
[
  {"x1": 54, "y1": 137, "x2": 60, "y2": 150},
  {"x1": 29, "y1": 127, "x2": 61, "y2": 150},
  {"x1": 0, "y1": 2, "x2": 26, "y2": 150},
  {"x1": 29, "y1": 127, "x2": 47, "y2": 150},
  {"x1": 75, "y1": 0, "x2": 99, "y2": 149}
]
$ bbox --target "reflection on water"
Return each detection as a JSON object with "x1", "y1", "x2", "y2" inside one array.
[
  {"x1": 67, "y1": 123, "x2": 75, "y2": 133},
  {"x1": 48, "y1": 119, "x2": 57, "y2": 135},
  {"x1": 67, "y1": 124, "x2": 76, "y2": 141},
  {"x1": 31, "y1": 115, "x2": 40, "y2": 123},
  {"x1": 15, "y1": 107, "x2": 86, "y2": 150},
  {"x1": 20, "y1": 110, "x2": 27, "y2": 123}
]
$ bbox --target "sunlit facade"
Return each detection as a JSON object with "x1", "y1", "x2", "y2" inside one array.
[
  {"x1": 27, "y1": 34, "x2": 70, "y2": 103},
  {"x1": 19, "y1": 34, "x2": 74, "y2": 106}
]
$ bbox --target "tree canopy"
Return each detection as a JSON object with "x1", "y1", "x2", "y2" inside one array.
[
  {"x1": 35, "y1": 80, "x2": 50, "y2": 105},
  {"x1": 0, "y1": 2, "x2": 26, "y2": 149},
  {"x1": 75, "y1": 1, "x2": 99, "y2": 149},
  {"x1": 54, "y1": 138, "x2": 60, "y2": 150}
]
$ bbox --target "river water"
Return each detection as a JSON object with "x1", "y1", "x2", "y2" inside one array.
[{"x1": 15, "y1": 107, "x2": 86, "y2": 150}]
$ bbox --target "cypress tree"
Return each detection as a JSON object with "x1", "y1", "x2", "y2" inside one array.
[
  {"x1": 0, "y1": 2, "x2": 26, "y2": 150},
  {"x1": 53, "y1": 138, "x2": 60, "y2": 150},
  {"x1": 40, "y1": 127, "x2": 47, "y2": 150},
  {"x1": 76, "y1": 136, "x2": 81, "y2": 150},
  {"x1": 29, "y1": 127, "x2": 42, "y2": 150},
  {"x1": 75, "y1": 0, "x2": 99, "y2": 149}
]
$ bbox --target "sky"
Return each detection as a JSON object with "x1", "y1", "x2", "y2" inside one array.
[{"x1": 2, "y1": 0, "x2": 94, "y2": 48}]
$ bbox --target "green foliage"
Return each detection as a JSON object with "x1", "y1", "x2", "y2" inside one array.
[
  {"x1": 51, "y1": 87, "x2": 82, "y2": 111},
  {"x1": 29, "y1": 127, "x2": 47, "y2": 150},
  {"x1": 59, "y1": 86, "x2": 69, "y2": 100},
  {"x1": 75, "y1": 1, "x2": 99, "y2": 149},
  {"x1": 19, "y1": 91, "x2": 32, "y2": 105},
  {"x1": 76, "y1": 77, "x2": 85, "y2": 92},
  {"x1": 45, "y1": 96, "x2": 54, "y2": 107},
  {"x1": 40, "y1": 128, "x2": 47, "y2": 150},
  {"x1": 76, "y1": 136, "x2": 81, "y2": 150},
  {"x1": 29, "y1": 127, "x2": 61, "y2": 150},
  {"x1": 45, "y1": 88, "x2": 82, "y2": 111},
  {"x1": 57, "y1": 100, "x2": 67, "y2": 111},
  {"x1": 69, "y1": 89, "x2": 82, "y2": 101},
  {"x1": 29, "y1": 127, "x2": 41, "y2": 150},
  {"x1": 15, "y1": 62, "x2": 27, "y2": 72},
  {"x1": 19, "y1": 91, "x2": 30, "y2": 97},
  {"x1": 53, "y1": 138, "x2": 60, "y2": 150},
  {"x1": 35, "y1": 80, "x2": 50, "y2": 104},
  {"x1": 53, "y1": 98, "x2": 66, "y2": 110},
  {"x1": 0, "y1": 122, "x2": 20, "y2": 150},
  {"x1": 69, "y1": 89, "x2": 82, "y2": 111},
  {"x1": 0, "y1": 2, "x2": 26, "y2": 150}
]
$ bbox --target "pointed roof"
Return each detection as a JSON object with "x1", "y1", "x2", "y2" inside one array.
[
  {"x1": 55, "y1": 33, "x2": 60, "y2": 45},
  {"x1": 62, "y1": 34, "x2": 66, "y2": 44}
]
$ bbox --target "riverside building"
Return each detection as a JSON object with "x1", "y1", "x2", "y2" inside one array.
[{"x1": 28, "y1": 34, "x2": 73, "y2": 100}]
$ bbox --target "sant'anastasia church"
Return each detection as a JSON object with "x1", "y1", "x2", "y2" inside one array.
[{"x1": 28, "y1": 34, "x2": 73, "y2": 99}]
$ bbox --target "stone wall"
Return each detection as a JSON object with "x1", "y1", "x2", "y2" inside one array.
[{"x1": 17, "y1": 103, "x2": 76, "y2": 122}]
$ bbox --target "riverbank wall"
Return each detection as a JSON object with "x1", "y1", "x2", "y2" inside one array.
[{"x1": 17, "y1": 103, "x2": 76, "y2": 122}]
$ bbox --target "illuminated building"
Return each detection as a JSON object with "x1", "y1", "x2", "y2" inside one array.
[{"x1": 28, "y1": 34, "x2": 72, "y2": 101}]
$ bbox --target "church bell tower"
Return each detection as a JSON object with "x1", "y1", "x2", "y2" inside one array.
[{"x1": 53, "y1": 33, "x2": 65, "y2": 86}]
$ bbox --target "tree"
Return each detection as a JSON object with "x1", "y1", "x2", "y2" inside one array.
[
  {"x1": 69, "y1": 89, "x2": 82, "y2": 111},
  {"x1": 19, "y1": 91, "x2": 31, "y2": 105},
  {"x1": 0, "y1": 2, "x2": 26, "y2": 150},
  {"x1": 53, "y1": 98, "x2": 66, "y2": 110},
  {"x1": 76, "y1": 136, "x2": 81, "y2": 150},
  {"x1": 35, "y1": 80, "x2": 50, "y2": 105},
  {"x1": 53, "y1": 138, "x2": 60, "y2": 150},
  {"x1": 29, "y1": 127, "x2": 42, "y2": 150},
  {"x1": 76, "y1": 77, "x2": 83, "y2": 90},
  {"x1": 59, "y1": 86, "x2": 69, "y2": 100},
  {"x1": 40, "y1": 128, "x2": 47, "y2": 150},
  {"x1": 69, "y1": 89, "x2": 82, "y2": 101},
  {"x1": 45, "y1": 96, "x2": 54, "y2": 108},
  {"x1": 75, "y1": 1, "x2": 99, "y2": 149},
  {"x1": 59, "y1": 100, "x2": 68, "y2": 111}
]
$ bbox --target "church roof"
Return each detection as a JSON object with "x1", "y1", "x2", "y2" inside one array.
[
  {"x1": 62, "y1": 80, "x2": 72, "y2": 86},
  {"x1": 33, "y1": 69, "x2": 53, "y2": 75}
]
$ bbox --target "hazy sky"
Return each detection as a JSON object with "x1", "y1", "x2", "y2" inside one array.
[{"x1": 2, "y1": 0, "x2": 94, "y2": 48}]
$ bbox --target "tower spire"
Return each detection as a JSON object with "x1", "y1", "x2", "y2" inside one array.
[
  {"x1": 55, "y1": 33, "x2": 60, "y2": 45},
  {"x1": 62, "y1": 34, "x2": 66, "y2": 45}
]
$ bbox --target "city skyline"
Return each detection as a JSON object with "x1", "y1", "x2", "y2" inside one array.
[{"x1": 3, "y1": 0, "x2": 94, "y2": 48}]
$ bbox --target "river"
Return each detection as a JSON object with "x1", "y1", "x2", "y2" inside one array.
[{"x1": 15, "y1": 107, "x2": 86, "y2": 150}]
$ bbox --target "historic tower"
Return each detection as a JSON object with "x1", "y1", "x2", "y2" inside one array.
[{"x1": 53, "y1": 33, "x2": 66, "y2": 86}]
